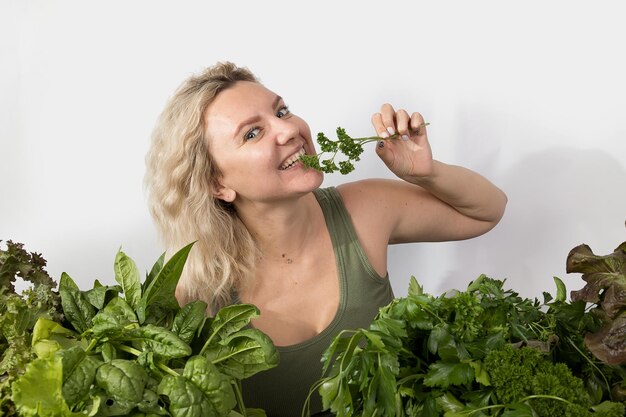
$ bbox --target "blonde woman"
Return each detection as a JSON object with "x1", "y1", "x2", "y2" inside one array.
[{"x1": 145, "y1": 62, "x2": 507, "y2": 416}]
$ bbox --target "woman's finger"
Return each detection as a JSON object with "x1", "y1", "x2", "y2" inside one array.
[
  {"x1": 371, "y1": 112, "x2": 389, "y2": 138},
  {"x1": 380, "y1": 103, "x2": 397, "y2": 136},
  {"x1": 395, "y1": 109, "x2": 410, "y2": 141},
  {"x1": 410, "y1": 112, "x2": 427, "y2": 135}
]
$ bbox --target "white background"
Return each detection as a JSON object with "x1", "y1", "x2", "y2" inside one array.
[{"x1": 2, "y1": 0, "x2": 625, "y2": 300}]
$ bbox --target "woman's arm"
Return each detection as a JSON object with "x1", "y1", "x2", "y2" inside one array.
[{"x1": 340, "y1": 104, "x2": 507, "y2": 247}]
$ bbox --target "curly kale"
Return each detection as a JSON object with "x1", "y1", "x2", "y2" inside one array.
[{"x1": 484, "y1": 344, "x2": 623, "y2": 416}]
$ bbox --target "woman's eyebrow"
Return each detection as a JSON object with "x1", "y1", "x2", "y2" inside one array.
[{"x1": 232, "y1": 95, "x2": 283, "y2": 137}]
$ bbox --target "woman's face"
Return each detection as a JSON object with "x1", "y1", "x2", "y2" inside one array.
[{"x1": 205, "y1": 81, "x2": 323, "y2": 205}]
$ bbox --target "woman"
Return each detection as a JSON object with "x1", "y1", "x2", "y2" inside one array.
[{"x1": 145, "y1": 62, "x2": 507, "y2": 416}]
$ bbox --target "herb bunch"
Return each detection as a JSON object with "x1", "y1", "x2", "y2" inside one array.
[
  {"x1": 300, "y1": 123, "x2": 429, "y2": 174},
  {"x1": 310, "y1": 255, "x2": 626, "y2": 417},
  {"x1": 1, "y1": 242, "x2": 278, "y2": 417},
  {"x1": 0, "y1": 241, "x2": 63, "y2": 416}
]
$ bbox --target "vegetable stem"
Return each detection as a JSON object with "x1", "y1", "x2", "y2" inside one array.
[
  {"x1": 233, "y1": 380, "x2": 247, "y2": 417},
  {"x1": 115, "y1": 343, "x2": 180, "y2": 377}
]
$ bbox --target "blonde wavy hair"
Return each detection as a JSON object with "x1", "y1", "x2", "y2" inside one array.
[{"x1": 145, "y1": 62, "x2": 259, "y2": 314}]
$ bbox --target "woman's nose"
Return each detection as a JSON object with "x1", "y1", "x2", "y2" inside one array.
[{"x1": 272, "y1": 118, "x2": 299, "y2": 145}]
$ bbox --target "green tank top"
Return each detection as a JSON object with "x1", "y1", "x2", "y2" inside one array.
[{"x1": 241, "y1": 187, "x2": 395, "y2": 416}]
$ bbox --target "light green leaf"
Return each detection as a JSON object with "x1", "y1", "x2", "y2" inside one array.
[
  {"x1": 31, "y1": 317, "x2": 77, "y2": 358},
  {"x1": 469, "y1": 360, "x2": 490, "y2": 386},
  {"x1": 11, "y1": 355, "x2": 72, "y2": 417},
  {"x1": 408, "y1": 275, "x2": 423, "y2": 296},
  {"x1": 553, "y1": 276, "x2": 566, "y2": 302},
  {"x1": 114, "y1": 249, "x2": 142, "y2": 310},
  {"x1": 96, "y1": 359, "x2": 148, "y2": 403},
  {"x1": 466, "y1": 274, "x2": 486, "y2": 292}
]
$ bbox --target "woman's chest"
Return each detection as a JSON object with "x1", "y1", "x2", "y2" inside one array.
[{"x1": 240, "y1": 246, "x2": 341, "y2": 346}]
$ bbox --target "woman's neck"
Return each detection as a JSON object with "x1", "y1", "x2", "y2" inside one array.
[{"x1": 234, "y1": 192, "x2": 323, "y2": 262}]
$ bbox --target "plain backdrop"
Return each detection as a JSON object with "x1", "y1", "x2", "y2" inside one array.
[{"x1": 2, "y1": 0, "x2": 625, "y2": 300}]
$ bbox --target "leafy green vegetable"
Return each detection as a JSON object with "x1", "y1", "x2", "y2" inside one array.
[
  {"x1": 1, "y1": 242, "x2": 278, "y2": 417},
  {"x1": 311, "y1": 272, "x2": 626, "y2": 416},
  {"x1": 300, "y1": 123, "x2": 429, "y2": 174},
  {"x1": 0, "y1": 240, "x2": 63, "y2": 417}
]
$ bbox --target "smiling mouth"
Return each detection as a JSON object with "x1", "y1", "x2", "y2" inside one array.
[{"x1": 279, "y1": 148, "x2": 306, "y2": 170}]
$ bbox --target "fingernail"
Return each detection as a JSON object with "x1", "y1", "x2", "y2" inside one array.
[
  {"x1": 379, "y1": 131, "x2": 389, "y2": 139},
  {"x1": 387, "y1": 127, "x2": 395, "y2": 135},
  {"x1": 378, "y1": 141, "x2": 385, "y2": 148},
  {"x1": 401, "y1": 134, "x2": 410, "y2": 141}
]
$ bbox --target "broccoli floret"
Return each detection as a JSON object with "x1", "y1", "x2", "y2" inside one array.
[{"x1": 484, "y1": 344, "x2": 594, "y2": 416}]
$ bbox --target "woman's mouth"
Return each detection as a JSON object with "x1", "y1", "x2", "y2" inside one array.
[{"x1": 279, "y1": 148, "x2": 306, "y2": 170}]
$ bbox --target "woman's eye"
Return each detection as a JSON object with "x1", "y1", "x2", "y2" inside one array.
[
  {"x1": 276, "y1": 105, "x2": 290, "y2": 118},
  {"x1": 245, "y1": 127, "x2": 261, "y2": 141}
]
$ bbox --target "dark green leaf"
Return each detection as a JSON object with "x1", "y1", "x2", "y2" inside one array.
[
  {"x1": 59, "y1": 272, "x2": 95, "y2": 333},
  {"x1": 172, "y1": 300, "x2": 208, "y2": 345},
  {"x1": 144, "y1": 251, "x2": 166, "y2": 292},
  {"x1": 204, "y1": 304, "x2": 259, "y2": 346},
  {"x1": 124, "y1": 324, "x2": 192, "y2": 358},
  {"x1": 91, "y1": 296, "x2": 138, "y2": 338},
  {"x1": 137, "y1": 242, "x2": 194, "y2": 323},
  {"x1": 423, "y1": 361, "x2": 474, "y2": 388},
  {"x1": 96, "y1": 359, "x2": 148, "y2": 403},
  {"x1": 202, "y1": 328, "x2": 278, "y2": 379},
  {"x1": 84, "y1": 281, "x2": 122, "y2": 310},
  {"x1": 58, "y1": 346, "x2": 102, "y2": 406},
  {"x1": 158, "y1": 355, "x2": 236, "y2": 417}
]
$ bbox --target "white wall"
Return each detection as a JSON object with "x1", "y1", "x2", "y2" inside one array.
[{"x1": 2, "y1": 0, "x2": 625, "y2": 300}]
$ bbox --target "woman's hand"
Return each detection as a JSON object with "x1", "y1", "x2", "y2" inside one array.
[{"x1": 371, "y1": 103, "x2": 433, "y2": 181}]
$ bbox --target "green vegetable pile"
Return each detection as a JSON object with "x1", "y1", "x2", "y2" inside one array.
[
  {"x1": 310, "y1": 240, "x2": 626, "y2": 416},
  {"x1": 300, "y1": 124, "x2": 429, "y2": 174},
  {"x1": 0, "y1": 241, "x2": 278, "y2": 417}
]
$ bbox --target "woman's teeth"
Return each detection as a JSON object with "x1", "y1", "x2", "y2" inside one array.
[{"x1": 280, "y1": 148, "x2": 306, "y2": 170}]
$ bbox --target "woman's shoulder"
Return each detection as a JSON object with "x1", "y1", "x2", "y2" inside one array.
[{"x1": 336, "y1": 178, "x2": 421, "y2": 209}]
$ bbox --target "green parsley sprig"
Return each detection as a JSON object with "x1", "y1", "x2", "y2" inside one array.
[{"x1": 300, "y1": 123, "x2": 429, "y2": 174}]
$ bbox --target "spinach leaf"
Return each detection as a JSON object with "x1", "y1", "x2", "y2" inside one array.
[
  {"x1": 123, "y1": 324, "x2": 192, "y2": 358},
  {"x1": 137, "y1": 242, "x2": 194, "y2": 324},
  {"x1": 58, "y1": 345, "x2": 102, "y2": 406},
  {"x1": 96, "y1": 359, "x2": 149, "y2": 403},
  {"x1": 172, "y1": 300, "x2": 208, "y2": 345},
  {"x1": 59, "y1": 272, "x2": 96, "y2": 334},
  {"x1": 114, "y1": 249, "x2": 142, "y2": 310},
  {"x1": 203, "y1": 328, "x2": 279, "y2": 379},
  {"x1": 158, "y1": 355, "x2": 236, "y2": 417}
]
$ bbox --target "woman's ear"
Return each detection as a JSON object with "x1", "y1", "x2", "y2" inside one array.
[{"x1": 212, "y1": 179, "x2": 236, "y2": 203}]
